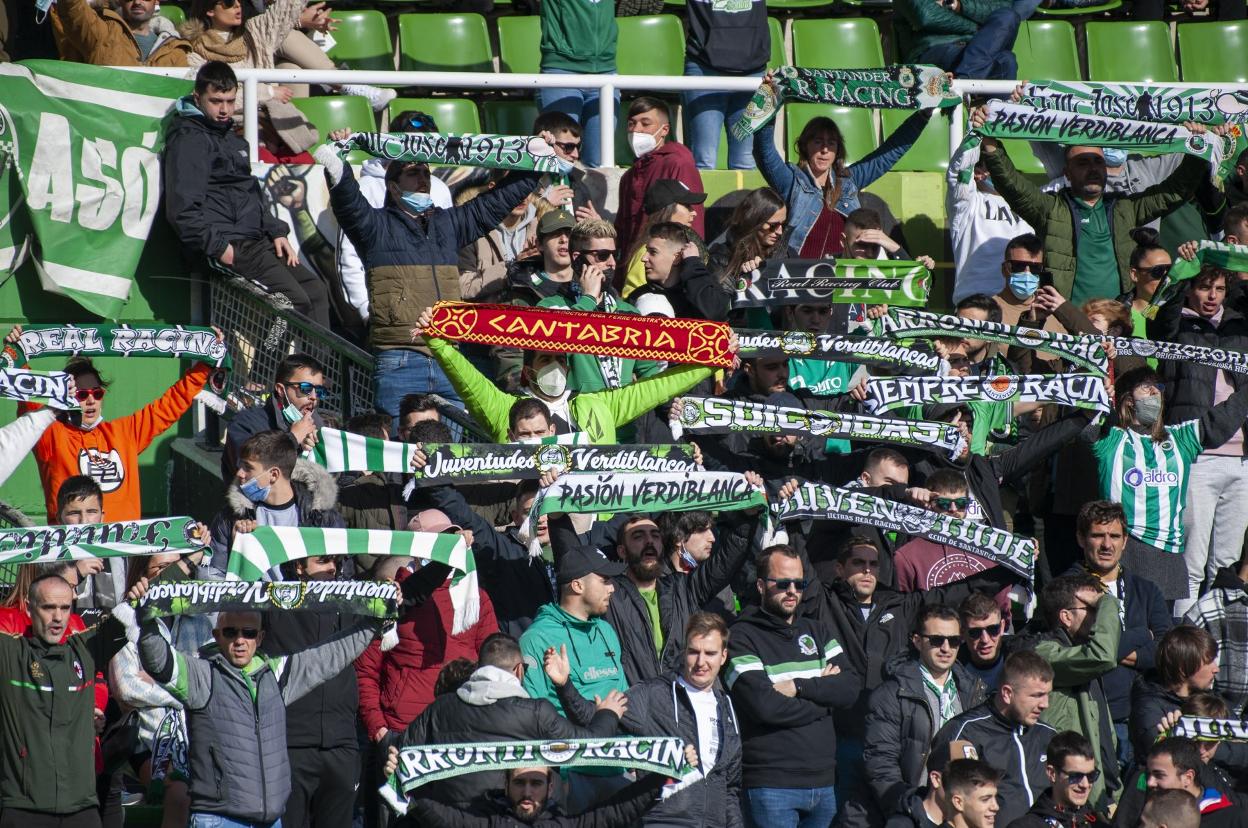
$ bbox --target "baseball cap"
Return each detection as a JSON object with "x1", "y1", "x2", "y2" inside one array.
[
  {"x1": 537, "y1": 210, "x2": 575, "y2": 237},
  {"x1": 927, "y1": 740, "x2": 979, "y2": 775},
  {"x1": 408, "y1": 509, "x2": 461, "y2": 534},
  {"x1": 556, "y1": 545, "x2": 625, "y2": 584},
  {"x1": 633, "y1": 292, "x2": 676, "y2": 318},
  {"x1": 644, "y1": 179, "x2": 707, "y2": 214}
]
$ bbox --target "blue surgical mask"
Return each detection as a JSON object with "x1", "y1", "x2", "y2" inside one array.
[
  {"x1": 400, "y1": 191, "x2": 434, "y2": 213},
  {"x1": 1102, "y1": 147, "x2": 1128, "y2": 167},
  {"x1": 239, "y1": 475, "x2": 271, "y2": 503},
  {"x1": 1008, "y1": 271, "x2": 1040, "y2": 299},
  {"x1": 282, "y1": 401, "x2": 303, "y2": 424},
  {"x1": 980, "y1": 175, "x2": 995, "y2": 192},
  {"x1": 679, "y1": 546, "x2": 700, "y2": 571}
]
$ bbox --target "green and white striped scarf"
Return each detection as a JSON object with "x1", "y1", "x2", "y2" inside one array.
[
  {"x1": 1020, "y1": 80, "x2": 1248, "y2": 125},
  {"x1": 312, "y1": 427, "x2": 590, "y2": 473},
  {"x1": 1146, "y1": 240, "x2": 1248, "y2": 317},
  {"x1": 921, "y1": 665, "x2": 960, "y2": 729},
  {"x1": 0, "y1": 516, "x2": 205, "y2": 563}
]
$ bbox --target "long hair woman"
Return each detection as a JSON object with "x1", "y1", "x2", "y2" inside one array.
[{"x1": 708, "y1": 186, "x2": 790, "y2": 290}]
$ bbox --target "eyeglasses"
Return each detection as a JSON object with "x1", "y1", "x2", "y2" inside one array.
[
  {"x1": 1137, "y1": 263, "x2": 1172, "y2": 280},
  {"x1": 1059, "y1": 769, "x2": 1101, "y2": 785},
  {"x1": 578, "y1": 249, "x2": 616, "y2": 262},
  {"x1": 554, "y1": 140, "x2": 581, "y2": 154},
  {"x1": 934, "y1": 496, "x2": 970, "y2": 511},
  {"x1": 284, "y1": 381, "x2": 324, "y2": 398},
  {"x1": 220, "y1": 626, "x2": 260, "y2": 640},
  {"x1": 920, "y1": 634, "x2": 960, "y2": 649},
  {"x1": 966, "y1": 622, "x2": 1004, "y2": 640},
  {"x1": 764, "y1": 577, "x2": 809, "y2": 592},
  {"x1": 75, "y1": 387, "x2": 106, "y2": 402}
]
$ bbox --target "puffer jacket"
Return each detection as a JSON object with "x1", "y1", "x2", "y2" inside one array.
[
  {"x1": 324, "y1": 157, "x2": 542, "y2": 352},
  {"x1": 53, "y1": 0, "x2": 189, "y2": 66},
  {"x1": 1006, "y1": 789, "x2": 1101, "y2": 828},
  {"x1": 557, "y1": 671, "x2": 744, "y2": 828},
  {"x1": 864, "y1": 656, "x2": 988, "y2": 814},
  {"x1": 404, "y1": 775, "x2": 668, "y2": 828},
  {"x1": 397, "y1": 665, "x2": 621, "y2": 807},
  {"x1": 1147, "y1": 285, "x2": 1248, "y2": 436},
  {"x1": 164, "y1": 95, "x2": 290, "y2": 261},
  {"x1": 983, "y1": 145, "x2": 1205, "y2": 299},
  {"x1": 221, "y1": 394, "x2": 327, "y2": 481}
]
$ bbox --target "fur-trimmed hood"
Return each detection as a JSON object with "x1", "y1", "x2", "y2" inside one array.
[{"x1": 224, "y1": 458, "x2": 338, "y2": 517}]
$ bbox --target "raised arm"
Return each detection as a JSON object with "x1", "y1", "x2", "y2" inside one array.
[
  {"x1": 426, "y1": 336, "x2": 513, "y2": 441},
  {"x1": 752, "y1": 118, "x2": 797, "y2": 196},
  {"x1": 124, "y1": 363, "x2": 212, "y2": 453},
  {"x1": 0, "y1": 408, "x2": 55, "y2": 486},
  {"x1": 1036, "y1": 594, "x2": 1122, "y2": 684},
  {"x1": 849, "y1": 110, "x2": 932, "y2": 190},
  {"x1": 275, "y1": 618, "x2": 378, "y2": 704},
  {"x1": 448, "y1": 172, "x2": 544, "y2": 249}
]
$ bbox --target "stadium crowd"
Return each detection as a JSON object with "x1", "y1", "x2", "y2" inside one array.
[{"x1": 8, "y1": 0, "x2": 1248, "y2": 824}]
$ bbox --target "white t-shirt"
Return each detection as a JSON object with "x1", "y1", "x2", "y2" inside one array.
[
  {"x1": 947, "y1": 141, "x2": 1034, "y2": 303},
  {"x1": 677, "y1": 676, "x2": 720, "y2": 773}
]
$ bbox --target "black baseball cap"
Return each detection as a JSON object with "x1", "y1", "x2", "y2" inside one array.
[
  {"x1": 556, "y1": 545, "x2": 625, "y2": 584},
  {"x1": 644, "y1": 179, "x2": 707, "y2": 214}
]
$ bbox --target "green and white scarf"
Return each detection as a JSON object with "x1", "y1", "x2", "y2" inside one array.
[
  {"x1": 877, "y1": 308, "x2": 1109, "y2": 374},
  {"x1": 1146, "y1": 240, "x2": 1248, "y2": 316},
  {"x1": 0, "y1": 324, "x2": 230, "y2": 370},
  {"x1": 773, "y1": 482, "x2": 1036, "y2": 579},
  {"x1": 670, "y1": 396, "x2": 967, "y2": 460},
  {"x1": 732, "y1": 65, "x2": 959, "y2": 139},
  {"x1": 381, "y1": 737, "x2": 690, "y2": 814},
  {"x1": 975, "y1": 101, "x2": 1234, "y2": 176},
  {"x1": 736, "y1": 327, "x2": 940, "y2": 371},
  {"x1": 0, "y1": 368, "x2": 77, "y2": 409},
  {"x1": 136, "y1": 579, "x2": 401, "y2": 621},
  {"x1": 227, "y1": 526, "x2": 478, "y2": 634},
  {"x1": 0, "y1": 516, "x2": 204, "y2": 564},
  {"x1": 1171, "y1": 716, "x2": 1248, "y2": 741},
  {"x1": 334, "y1": 132, "x2": 573, "y2": 175},
  {"x1": 1109, "y1": 335, "x2": 1248, "y2": 375},
  {"x1": 865, "y1": 373, "x2": 1109, "y2": 414},
  {"x1": 733, "y1": 259, "x2": 931, "y2": 309},
  {"x1": 522, "y1": 471, "x2": 766, "y2": 555},
  {"x1": 1020, "y1": 80, "x2": 1248, "y2": 125},
  {"x1": 920, "y1": 665, "x2": 960, "y2": 729}
]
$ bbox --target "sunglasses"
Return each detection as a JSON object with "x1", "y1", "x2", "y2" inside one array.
[
  {"x1": 578, "y1": 249, "x2": 615, "y2": 262},
  {"x1": 1059, "y1": 769, "x2": 1101, "y2": 785},
  {"x1": 403, "y1": 115, "x2": 435, "y2": 131},
  {"x1": 966, "y1": 622, "x2": 1004, "y2": 640},
  {"x1": 1138, "y1": 263, "x2": 1172, "y2": 280},
  {"x1": 764, "y1": 577, "x2": 809, "y2": 592},
  {"x1": 947, "y1": 356, "x2": 971, "y2": 370},
  {"x1": 934, "y1": 496, "x2": 970, "y2": 511},
  {"x1": 284, "y1": 381, "x2": 325, "y2": 398},
  {"x1": 554, "y1": 140, "x2": 581, "y2": 154},
  {"x1": 1007, "y1": 260, "x2": 1052, "y2": 279},
  {"x1": 760, "y1": 220, "x2": 788, "y2": 233},
  {"x1": 220, "y1": 626, "x2": 260, "y2": 640},
  {"x1": 920, "y1": 634, "x2": 960, "y2": 649},
  {"x1": 75, "y1": 387, "x2": 106, "y2": 402},
  {"x1": 215, "y1": 0, "x2": 238, "y2": 7}
]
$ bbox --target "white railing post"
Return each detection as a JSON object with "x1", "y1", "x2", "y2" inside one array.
[
  {"x1": 599, "y1": 80, "x2": 617, "y2": 169},
  {"x1": 244, "y1": 77, "x2": 259, "y2": 163},
  {"x1": 950, "y1": 99, "x2": 966, "y2": 158}
]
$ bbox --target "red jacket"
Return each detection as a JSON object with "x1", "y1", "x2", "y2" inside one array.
[
  {"x1": 355, "y1": 569, "x2": 498, "y2": 734},
  {"x1": 614, "y1": 141, "x2": 705, "y2": 261}
]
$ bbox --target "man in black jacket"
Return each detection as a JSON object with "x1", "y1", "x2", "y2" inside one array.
[
  {"x1": 1007, "y1": 730, "x2": 1102, "y2": 828},
  {"x1": 1145, "y1": 738, "x2": 1248, "y2": 828},
  {"x1": 221, "y1": 353, "x2": 327, "y2": 481},
  {"x1": 726, "y1": 543, "x2": 859, "y2": 828},
  {"x1": 164, "y1": 61, "x2": 330, "y2": 326}
]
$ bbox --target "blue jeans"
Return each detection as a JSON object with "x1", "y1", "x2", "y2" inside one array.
[
  {"x1": 917, "y1": 3, "x2": 1030, "y2": 80},
  {"x1": 744, "y1": 786, "x2": 837, "y2": 828},
  {"x1": 538, "y1": 68, "x2": 620, "y2": 168},
  {"x1": 683, "y1": 59, "x2": 759, "y2": 170},
  {"x1": 372, "y1": 349, "x2": 464, "y2": 435},
  {"x1": 1114, "y1": 721, "x2": 1134, "y2": 776},
  {"x1": 189, "y1": 816, "x2": 281, "y2": 828}
]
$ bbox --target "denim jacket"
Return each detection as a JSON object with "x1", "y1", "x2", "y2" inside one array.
[{"x1": 752, "y1": 110, "x2": 931, "y2": 252}]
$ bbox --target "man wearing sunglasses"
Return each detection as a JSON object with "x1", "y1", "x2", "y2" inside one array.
[
  {"x1": 990, "y1": 234, "x2": 1066, "y2": 334},
  {"x1": 221, "y1": 352, "x2": 326, "y2": 481},
  {"x1": 958, "y1": 593, "x2": 1009, "y2": 693},
  {"x1": 1007, "y1": 731, "x2": 1104, "y2": 828}
]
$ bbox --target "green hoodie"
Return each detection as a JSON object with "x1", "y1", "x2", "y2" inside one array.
[
  {"x1": 519, "y1": 602, "x2": 626, "y2": 711},
  {"x1": 539, "y1": 0, "x2": 618, "y2": 74}
]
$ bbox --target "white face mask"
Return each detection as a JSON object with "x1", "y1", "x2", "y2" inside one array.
[
  {"x1": 628, "y1": 130, "x2": 658, "y2": 158},
  {"x1": 533, "y1": 362, "x2": 568, "y2": 397}
]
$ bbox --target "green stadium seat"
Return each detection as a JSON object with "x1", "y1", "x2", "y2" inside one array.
[
  {"x1": 482, "y1": 100, "x2": 540, "y2": 135},
  {"x1": 156, "y1": 4, "x2": 185, "y2": 25},
  {"x1": 1000, "y1": 139, "x2": 1046, "y2": 175},
  {"x1": 1033, "y1": 0, "x2": 1121, "y2": 15},
  {"x1": 1086, "y1": 21, "x2": 1177, "y2": 83},
  {"x1": 398, "y1": 13, "x2": 493, "y2": 73},
  {"x1": 497, "y1": 15, "x2": 542, "y2": 74},
  {"x1": 388, "y1": 98, "x2": 482, "y2": 134},
  {"x1": 617, "y1": 16, "x2": 685, "y2": 76},
  {"x1": 1013, "y1": 20, "x2": 1081, "y2": 80},
  {"x1": 766, "y1": 0, "x2": 835, "y2": 10},
  {"x1": 792, "y1": 18, "x2": 884, "y2": 68},
  {"x1": 768, "y1": 17, "x2": 785, "y2": 70},
  {"x1": 326, "y1": 10, "x2": 393, "y2": 72},
  {"x1": 701, "y1": 170, "x2": 744, "y2": 206},
  {"x1": 880, "y1": 109, "x2": 950, "y2": 173},
  {"x1": 785, "y1": 104, "x2": 878, "y2": 166},
  {"x1": 1178, "y1": 22, "x2": 1248, "y2": 83},
  {"x1": 740, "y1": 170, "x2": 768, "y2": 191},
  {"x1": 292, "y1": 96, "x2": 376, "y2": 141}
]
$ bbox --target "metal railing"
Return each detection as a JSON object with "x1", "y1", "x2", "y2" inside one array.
[{"x1": 0, "y1": 501, "x2": 33, "y2": 589}]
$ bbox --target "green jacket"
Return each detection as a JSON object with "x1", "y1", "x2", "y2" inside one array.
[
  {"x1": 540, "y1": 0, "x2": 617, "y2": 73},
  {"x1": 518, "y1": 603, "x2": 627, "y2": 711},
  {"x1": 427, "y1": 335, "x2": 711, "y2": 444},
  {"x1": 983, "y1": 146, "x2": 1206, "y2": 300},
  {"x1": 1034, "y1": 593, "x2": 1122, "y2": 807},
  {"x1": 895, "y1": 0, "x2": 1012, "y2": 61},
  {"x1": 536, "y1": 294, "x2": 664, "y2": 393},
  {"x1": 0, "y1": 615, "x2": 128, "y2": 813}
]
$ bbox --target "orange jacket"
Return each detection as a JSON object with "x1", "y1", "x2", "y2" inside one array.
[{"x1": 23, "y1": 364, "x2": 211, "y2": 521}]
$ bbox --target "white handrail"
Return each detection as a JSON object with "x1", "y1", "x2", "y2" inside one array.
[{"x1": 119, "y1": 67, "x2": 1248, "y2": 165}]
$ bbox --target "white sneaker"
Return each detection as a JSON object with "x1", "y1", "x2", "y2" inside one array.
[{"x1": 343, "y1": 84, "x2": 397, "y2": 112}]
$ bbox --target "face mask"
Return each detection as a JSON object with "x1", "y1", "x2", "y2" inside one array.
[
  {"x1": 532, "y1": 362, "x2": 568, "y2": 397},
  {"x1": 400, "y1": 190, "x2": 434, "y2": 213},
  {"x1": 980, "y1": 175, "x2": 995, "y2": 192},
  {"x1": 239, "y1": 474, "x2": 271, "y2": 504},
  {"x1": 1134, "y1": 395, "x2": 1163, "y2": 427},
  {"x1": 1102, "y1": 147, "x2": 1128, "y2": 167},
  {"x1": 628, "y1": 131, "x2": 658, "y2": 158},
  {"x1": 281, "y1": 396, "x2": 303, "y2": 424},
  {"x1": 1008, "y1": 271, "x2": 1041, "y2": 300},
  {"x1": 679, "y1": 545, "x2": 700, "y2": 571}
]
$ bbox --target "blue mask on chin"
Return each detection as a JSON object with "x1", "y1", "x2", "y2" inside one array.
[
  {"x1": 1009, "y1": 271, "x2": 1041, "y2": 299},
  {"x1": 239, "y1": 475, "x2": 271, "y2": 504},
  {"x1": 400, "y1": 190, "x2": 434, "y2": 213}
]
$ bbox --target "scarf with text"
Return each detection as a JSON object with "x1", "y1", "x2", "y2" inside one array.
[
  {"x1": 774, "y1": 482, "x2": 1035, "y2": 579},
  {"x1": 732, "y1": 65, "x2": 958, "y2": 139},
  {"x1": 1109, "y1": 336, "x2": 1248, "y2": 375},
  {"x1": 1020, "y1": 80, "x2": 1248, "y2": 125},
  {"x1": 736, "y1": 328, "x2": 940, "y2": 371},
  {"x1": 670, "y1": 396, "x2": 967, "y2": 459},
  {"x1": 0, "y1": 516, "x2": 204, "y2": 563},
  {"x1": 136, "y1": 579, "x2": 401, "y2": 621},
  {"x1": 864, "y1": 373, "x2": 1109, "y2": 414},
  {"x1": 333, "y1": 132, "x2": 572, "y2": 174},
  {"x1": 877, "y1": 308, "x2": 1110, "y2": 374},
  {"x1": 0, "y1": 368, "x2": 77, "y2": 409},
  {"x1": 0, "y1": 324, "x2": 230, "y2": 370},
  {"x1": 424, "y1": 302, "x2": 734, "y2": 368},
  {"x1": 1146, "y1": 240, "x2": 1248, "y2": 317},
  {"x1": 733, "y1": 259, "x2": 932, "y2": 309},
  {"x1": 381, "y1": 737, "x2": 690, "y2": 814},
  {"x1": 1171, "y1": 716, "x2": 1248, "y2": 741}
]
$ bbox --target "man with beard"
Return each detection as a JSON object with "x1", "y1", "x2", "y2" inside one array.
[{"x1": 726, "y1": 543, "x2": 859, "y2": 828}]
